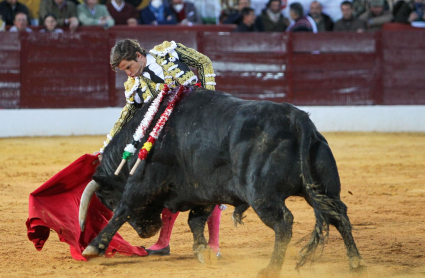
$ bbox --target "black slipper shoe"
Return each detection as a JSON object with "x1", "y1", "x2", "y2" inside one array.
[{"x1": 146, "y1": 245, "x2": 170, "y2": 256}]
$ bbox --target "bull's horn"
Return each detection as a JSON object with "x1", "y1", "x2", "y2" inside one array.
[{"x1": 79, "y1": 180, "x2": 100, "y2": 232}]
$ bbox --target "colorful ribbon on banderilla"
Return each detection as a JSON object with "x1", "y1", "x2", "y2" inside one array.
[{"x1": 114, "y1": 85, "x2": 186, "y2": 176}]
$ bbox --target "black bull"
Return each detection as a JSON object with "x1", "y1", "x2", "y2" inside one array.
[{"x1": 79, "y1": 87, "x2": 362, "y2": 277}]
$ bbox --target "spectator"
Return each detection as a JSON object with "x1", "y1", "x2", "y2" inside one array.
[
  {"x1": 139, "y1": 0, "x2": 176, "y2": 25},
  {"x1": 125, "y1": 0, "x2": 145, "y2": 10},
  {"x1": 223, "y1": 0, "x2": 250, "y2": 25},
  {"x1": 77, "y1": 0, "x2": 114, "y2": 28},
  {"x1": 353, "y1": 0, "x2": 393, "y2": 18},
  {"x1": 235, "y1": 6, "x2": 257, "y2": 31},
  {"x1": 393, "y1": 0, "x2": 425, "y2": 23},
  {"x1": 353, "y1": 0, "x2": 369, "y2": 17},
  {"x1": 408, "y1": 0, "x2": 425, "y2": 22},
  {"x1": 308, "y1": 1, "x2": 333, "y2": 31},
  {"x1": 0, "y1": 0, "x2": 30, "y2": 26},
  {"x1": 286, "y1": 2, "x2": 317, "y2": 32},
  {"x1": 39, "y1": 0, "x2": 79, "y2": 32},
  {"x1": 359, "y1": 0, "x2": 393, "y2": 31},
  {"x1": 9, "y1": 11, "x2": 31, "y2": 31},
  {"x1": 393, "y1": 0, "x2": 412, "y2": 23},
  {"x1": 255, "y1": 0, "x2": 289, "y2": 32},
  {"x1": 170, "y1": 0, "x2": 201, "y2": 25},
  {"x1": 0, "y1": 16, "x2": 5, "y2": 30},
  {"x1": 22, "y1": 0, "x2": 48, "y2": 26},
  {"x1": 39, "y1": 13, "x2": 63, "y2": 32},
  {"x1": 106, "y1": 0, "x2": 138, "y2": 26},
  {"x1": 334, "y1": 1, "x2": 367, "y2": 32}
]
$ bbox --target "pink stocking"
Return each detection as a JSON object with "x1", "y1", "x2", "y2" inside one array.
[
  {"x1": 207, "y1": 205, "x2": 222, "y2": 253},
  {"x1": 148, "y1": 208, "x2": 179, "y2": 250}
]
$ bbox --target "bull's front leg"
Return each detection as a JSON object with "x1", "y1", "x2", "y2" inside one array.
[
  {"x1": 82, "y1": 204, "x2": 131, "y2": 257},
  {"x1": 188, "y1": 205, "x2": 216, "y2": 264}
]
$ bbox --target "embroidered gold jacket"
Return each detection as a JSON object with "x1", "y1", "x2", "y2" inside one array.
[{"x1": 100, "y1": 41, "x2": 216, "y2": 152}]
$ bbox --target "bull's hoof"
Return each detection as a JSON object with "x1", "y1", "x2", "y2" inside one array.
[
  {"x1": 146, "y1": 245, "x2": 170, "y2": 256},
  {"x1": 349, "y1": 256, "x2": 367, "y2": 272},
  {"x1": 232, "y1": 213, "x2": 246, "y2": 227},
  {"x1": 350, "y1": 263, "x2": 367, "y2": 273},
  {"x1": 257, "y1": 267, "x2": 279, "y2": 278},
  {"x1": 82, "y1": 245, "x2": 101, "y2": 258},
  {"x1": 194, "y1": 245, "x2": 217, "y2": 265}
]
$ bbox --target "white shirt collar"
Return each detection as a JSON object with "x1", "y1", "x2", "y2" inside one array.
[
  {"x1": 145, "y1": 54, "x2": 156, "y2": 66},
  {"x1": 111, "y1": 0, "x2": 125, "y2": 12},
  {"x1": 143, "y1": 54, "x2": 165, "y2": 81}
]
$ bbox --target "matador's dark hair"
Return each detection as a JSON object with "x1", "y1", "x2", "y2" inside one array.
[{"x1": 110, "y1": 39, "x2": 148, "y2": 71}]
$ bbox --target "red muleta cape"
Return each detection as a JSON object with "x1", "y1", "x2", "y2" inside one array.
[{"x1": 26, "y1": 154, "x2": 148, "y2": 261}]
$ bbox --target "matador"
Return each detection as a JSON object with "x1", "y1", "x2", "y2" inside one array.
[{"x1": 99, "y1": 39, "x2": 222, "y2": 257}]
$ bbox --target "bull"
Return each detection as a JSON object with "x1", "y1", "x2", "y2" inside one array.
[{"x1": 79, "y1": 87, "x2": 363, "y2": 277}]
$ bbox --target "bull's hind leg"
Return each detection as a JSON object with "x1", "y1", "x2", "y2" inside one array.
[
  {"x1": 328, "y1": 201, "x2": 364, "y2": 270},
  {"x1": 188, "y1": 205, "x2": 216, "y2": 264},
  {"x1": 252, "y1": 199, "x2": 293, "y2": 278},
  {"x1": 309, "y1": 140, "x2": 363, "y2": 270}
]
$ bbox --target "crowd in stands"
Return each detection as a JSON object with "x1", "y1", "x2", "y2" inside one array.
[
  {"x1": 0, "y1": 0, "x2": 424, "y2": 32},
  {"x1": 231, "y1": 0, "x2": 424, "y2": 32}
]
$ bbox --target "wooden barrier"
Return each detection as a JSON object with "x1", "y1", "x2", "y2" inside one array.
[
  {"x1": 0, "y1": 32, "x2": 20, "y2": 108},
  {"x1": 0, "y1": 26, "x2": 424, "y2": 108}
]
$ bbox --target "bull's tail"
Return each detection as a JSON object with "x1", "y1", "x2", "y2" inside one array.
[{"x1": 290, "y1": 109, "x2": 349, "y2": 269}]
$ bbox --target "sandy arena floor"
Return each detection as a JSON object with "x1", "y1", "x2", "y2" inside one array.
[{"x1": 0, "y1": 133, "x2": 424, "y2": 278}]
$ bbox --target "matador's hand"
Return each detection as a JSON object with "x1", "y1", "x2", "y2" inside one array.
[{"x1": 92, "y1": 151, "x2": 103, "y2": 164}]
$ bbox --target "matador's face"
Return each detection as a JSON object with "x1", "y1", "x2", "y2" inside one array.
[{"x1": 118, "y1": 52, "x2": 146, "y2": 78}]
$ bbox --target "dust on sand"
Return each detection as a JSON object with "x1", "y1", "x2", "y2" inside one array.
[{"x1": 0, "y1": 133, "x2": 424, "y2": 278}]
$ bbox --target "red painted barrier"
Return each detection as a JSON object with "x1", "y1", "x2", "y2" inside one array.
[
  {"x1": 0, "y1": 32, "x2": 20, "y2": 108},
  {"x1": 291, "y1": 32, "x2": 378, "y2": 105},
  {"x1": 201, "y1": 32, "x2": 288, "y2": 103},
  {"x1": 382, "y1": 31, "x2": 425, "y2": 105},
  {"x1": 0, "y1": 25, "x2": 424, "y2": 109},
  {"x1": 20, "y1": 32, "x2": 111, "y2": 108}
]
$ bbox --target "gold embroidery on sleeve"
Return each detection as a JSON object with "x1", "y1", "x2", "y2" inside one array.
[{"x1": 175, "y1": 43, "x2": 216, "y2": 90}]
